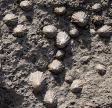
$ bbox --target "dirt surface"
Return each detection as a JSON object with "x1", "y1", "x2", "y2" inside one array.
[{"x1": 0, "y1": 0, "x2": 112, "y2": 108}]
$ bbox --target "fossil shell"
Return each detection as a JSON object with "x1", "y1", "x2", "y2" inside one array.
[
  {"x1": 44, "y1": 90, "x2": 57, "y2": 107},
  {"x1": 55, "y1": 50, "x2": 64, "y2": 59},
  {"x1": 48, "y1": 59, "x2": 64, "y2": 74},
  {"x1": 3, "y1": 13, "x2": 18, "y2": 26},
  {"x1": 69, "y1": 27, "x2": 79, "y2": 37},
  {"x1": 43, "y1": 25, "x2": 57, "y2": 38},
  {"x1": 54, "y1": 6, "x2": 66, "y2": 15},
  {"x1": 92, "y1": 3, "x2": 102, "y2": 12},
  {"x1": 97, "y1": 25, "x2": 112, "y2": 37},
  {"x1": 56, "y1": 31, "x2": 70, "y2": 48},
  {"x1": 29, "y1": 71, "x2": 45, "y2": 93},
  {"x1": 13, "y1": 25, "x2": 27, "y2": 37},
  {"x1": 72, "y1": 11, "x2": 88, "y2": 27}
]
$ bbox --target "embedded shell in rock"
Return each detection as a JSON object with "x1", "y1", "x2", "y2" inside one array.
[
  {"x1": 69, "y1": 27, "x2": 79, "y2": 37},
  {"x1": 44, "y1": 90, "x2": 57, "y2": 107},
  {"x1": 48, "y1": 59, "x2": 64, "y2": 74},
  {"x1": 92, "y1": 3, "x2": 102, "y2": 12},
  {"x1": 3, "y1": 13, "x2": 18, "y2": 26},
  {"x1": 29, "y1": 71, "x2": 45, "y2": 93},
  {"x1": 54, "y1": 6, "x2": 66, "y2": 15},
  {"x1": 55, "y1": 50, "x2": 64, "y2": 59},
  {"x1": 43, "y1": 25, "x2": 57, "y2": 38},
  {"x1": 97, "y1": 25, "x2": 112, "y2": 37},
  {"x1": 56, "y1": 32, "x2": 70, "y2": 48},
  {"x1": 13, "y1": 25, "x2": 27, "y2": 37},
  {"x1": 71, "y1": 11, "x2": 88, "y2": 27}
]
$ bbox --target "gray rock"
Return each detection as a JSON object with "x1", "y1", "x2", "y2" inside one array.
[
  {"x1": 70, "y1": 79, "x2": 83, "y2": 93},
  {"x1": 56, "y1": 32, "x2": 70, "y2": 48},
  {"x1": 71, "y1": 11, "x2": 88, "y2": 27},
  {"x1": 29, "y1": 71, "x2": 45, "y2": 93},
  {"x1": 43, "y1": 25, "x2": 57, "y2": 38},
  {"x1": 69, "y1": 27, "x2": 79, "y2": 37},
  {"x1": 55, "y1": 50, "x2": 64, "y2": 59},
  {"x1": 92, "y1": 3, "x2": 102, "y2": 12},
  {"x1": 97, "y1": 25, "x2": 112, "y2": 37},
  {"x1": 48, "y1": 59, "x2": 64, "y2": 74},
  {"x1": 13, "y1": 25, "x2": 27, "y2": 37},
  {"x1": 20, "y1": 0, "x2": 32, "y2": 11},
  {"x1": 54, "y1": 6, "x2": 66, "y2": 15},
  {"x1": 3, "y1": 13, "x2": 18, "y2": 26}
]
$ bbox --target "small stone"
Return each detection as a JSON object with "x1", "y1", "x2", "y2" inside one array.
[
  {"x1": 56, "y1": 32, "x2": 70, "y2": 48},
  {"x1": 97, "y1": 25, "x2": 112, "y2": 37},
  {"x1": 3, "y1": 13, "x2": 18, "y2": 26},
  {"x1": 55, "y1": 50, "x2": 64, "y2": 59},
  {"x1": 44, "y1": 90, "x2": 57, "y2": 107},
  {"x1": 90, "y1": 29, "x2": 96, "y2": 35},
  {"x1": 29, "y1": 71, "x2": 45, "y2": 93},
  {"x1": 20, "y1": 0, "x2": 32, "y2": 11},
  {"x1": 92, "y1": 3, "x2": 102, "y2": 12},
  {"x1": 54, "y1": 6, "x2": 66, "y2": 15},
  {"x1": 71, "y1": 11, "x2": 88, "y2": 27},
  {"x1": 43, "y1": 25, "x2": 57, "y2": 38},
  {"x1": 95, "y1": 64, "x2": 106, "y2": 76},
  {"x1": 70, "y1": 79, "x2": 83, "y2": 93},
  {"x1": 13, "y1": 25, "x2": 27, "y2": 37},
  {"x1": 48, "y1": 59, "x2": 64, "y2": 74},
  {"x1": 69, "y1": 27, "x2": 79, "y2": 37}
]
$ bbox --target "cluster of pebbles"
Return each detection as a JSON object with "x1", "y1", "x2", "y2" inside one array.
[{"x1": 2, "y1": 0, "x2": 110, "y2": 107}]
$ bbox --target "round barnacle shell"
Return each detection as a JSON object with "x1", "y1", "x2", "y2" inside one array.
[
  {"x1": 44, "y1": 90, "x2": 57, "y2": 107},
  {"x1": 95, "y1": 64, "x2": 106, "y2": 76},
  {"x1": 92, "y1": 3, "x2": 102, "y2": 12},
  {"x1": 55, "y1": 50, "x2": 64, "y2": 59},
  {"x1": 56, "y1": 31, "x2": 70, "y2": 48},
  {"x1": 70, "y1": 79, "x2": 83, "y2": 93},
  {"x1": 20, "y1": 0, "x2": 32, "y2": 11},
  {"x1": 13, "y1": 25, "x2": 27, "y2": 37},
  {"x1": 48, "y1": 59, "x2": 64, "y2": 74},
  {"x1": 43, "y1": 25, "x2": 57, "y2": 38},
  {"x1": 29, "y1": 71, "x2": 45, "y2": 93},
  {"x1": 97, "y1": 25, "x2": 112, "y2": 37},
  {"x1": 69, "y1": 27, "x2": 79, "y2": 37},
  {"x1": 54, "y1": 6, "x2": 66, "y2": 15},
  {"x1": 3, "y1": 13, "x2": 18, "y2": 26},
  {"x1": 71, "y1": 11, "x2": 88, "y2": 27}
]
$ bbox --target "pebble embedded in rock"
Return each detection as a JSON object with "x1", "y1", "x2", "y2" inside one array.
[
  {"x1": 90, "y1": 29, "x2": 96, "y2": 35},
  {"x1": 95, "y1": 64, "x2": 106, "y2": 76},
  {"x1": 20, "y1": 0, "x2": 32, "y2": 11},
  {"x1": 69, "y1": 27, "x2": 79, "y2": 37},
  {"x1": 44, "y1": 90, "x2": 57, "y2": 107},
  {"x1": 70, "y1": 79, "x2": 83, "y2": 93},
  {"x1": 97, "y1": 25, "x2": 112, "y2": 37},
  {"x1": 92, "y1": 3, "x2": 102, "y2": 12},
  {"x1": 13, "y1": 25, "x2": 27, "y2": 37},
  {"x1": 56, "y1": 32, "x2": 70, "y2": 48},
  {"x1": 55, "y1": 50, "x2": 64, "y2": 59},
  {"x1": 71, "y1": 11, "x2": 88, "y2": 27},
  {"x1": 3, "y1": 13, "x2": 18, "y2": 26},
  {"x1": 43, "y1": 25, "x2": 57, "y2": 38},
  {"x1": 29, "y1": 71, "x2": 45, "y2": 93},
  {"x1": 54, "y1": 6, "x2": 66, "y2": 15},
  {"x1": 48, "y1": 59, "x2": 64, "y2": 74}
]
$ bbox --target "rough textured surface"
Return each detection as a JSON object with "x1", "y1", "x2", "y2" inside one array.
[{"x1": 0, "y1": 0, "x2": 112, "y2": 108}]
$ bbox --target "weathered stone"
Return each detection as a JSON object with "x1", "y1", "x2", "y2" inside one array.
[
  {"x1": 56, "y1": 32, "x2": 70, "y2": 48},
  {"x1": 69, "y1": 27, "x2": 79, "y2": 37},
  {"x1": 55, "y1": 50, "x2": 64, "y2": 59},
  {"x1": 48, "y1": 59, "x2": 64, "y2": 74},
  {"x1": 29, "y1": 71, "x2": 45, "y2": 93},
  {"x1": 43, "y1": 25, "x2": 57, "y2": 38},
  {"x1": 92, "y1": 3, "x2": 102, "y2": 12},
  {"x1": 54, "y1": 6, "x2": 66, "y2": 15}
]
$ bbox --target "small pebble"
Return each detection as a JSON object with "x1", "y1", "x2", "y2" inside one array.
[
  {"x1": 70, "y1": 79, "x2": 83, "y2": 93},
  {"x1": 95, "y1": 64, "x2": 106, "y2": 76},
  {"x1": 44, "y1": 90, "x2": 57, "y2": 107},
  {"x1": 29, "y1": 71, "x2": 45, "y2": 93},
  {"x1": 71, "y1": 11, "x2": 88, "y2": 27},
  {"x1": 69, "y1": 27, "x2": 79, "y2": 37},
  {"x1": 13, "y1": 25, "x2": 27, "y2": 37},
  {"x1": 92, "y1": 3, "x2": 102, "y2": 12},
  {"x1": 56, "y1": 32, "x2": 70, "y2": 48},
  {"x1": 90, "y1": 29, "x2": 96, "y2": 35},
  {"x1": 48, "y1": 59, "x2": 64, "y2": 74},
  {"x1": 20, "y1": 0, "x2": 32, "y2": 11},
  {"x1": 55, "y1": 50, "x2": 64, "y2": 59},
  {"x1": 97, "y1": 25, "x2": 112, "y2": 37},
  {"x1": 54, "y1": 6, "x2": 66, "y2": 15},
  {"x1": 3, "y1": 13, "x2": 18, "y2": 26},
  {"x1": 43, "y1": 25, "x2": 57, "y2": 38}
]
